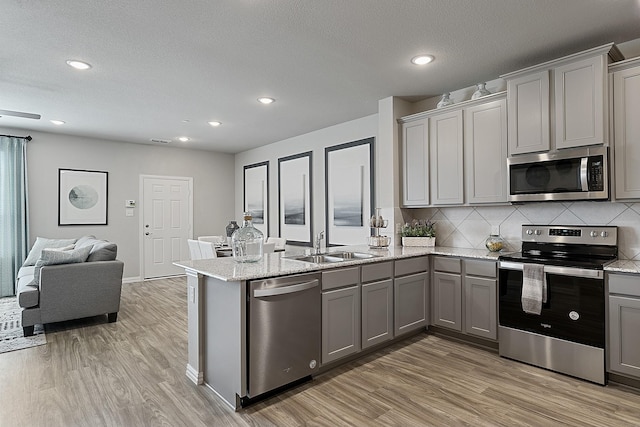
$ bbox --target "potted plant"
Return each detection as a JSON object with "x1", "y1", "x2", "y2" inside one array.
[{"x1": 401, "y1": 220, "x2": 436, "y2": 247}]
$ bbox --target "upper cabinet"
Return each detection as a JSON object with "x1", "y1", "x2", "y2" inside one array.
[
  {"x1": 502, "y1": 43, "x2": 622, "y2": 156},
  {"x1": 506, "y1": 70, "x2": 550, "y2": 154},
  {"x1": 464, "y1": 98, "x2": 508, "y2": 204},
  {"x1": 611, "y1": 58, "x2": 640, "y2": 200},
  {"x1": 401, "y1": 118, "x2": 430, "y2": 207},
  {"x1": 399, "y1": 93, "x2": 507, "y2": 207},
  {"x1": 430, "y1": 109, "x2": 464, "y2": 205}
]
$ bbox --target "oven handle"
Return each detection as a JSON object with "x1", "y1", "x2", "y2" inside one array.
[{"x1": 498, "y1": 261, "x2": 604, "y2": 279}]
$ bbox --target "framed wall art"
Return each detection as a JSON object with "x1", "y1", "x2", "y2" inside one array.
[
  {"x1": 278, "y1": 151, "x2": 312, "y2": 246},
  {"x1": 243, "y1": 161, "x2": 269, "y2": 236},
  {"x1": 58, "y1": 168, "x2": 108, "y2": 226},
  {"x1": 325, "y1": 137, "x2": 374, "y2": 246}
]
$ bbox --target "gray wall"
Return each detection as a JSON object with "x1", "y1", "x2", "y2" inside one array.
[{"x1": 2, "y1": 127, "x2": 235, "y2": 281}]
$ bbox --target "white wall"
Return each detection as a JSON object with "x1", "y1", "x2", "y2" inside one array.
[
  {"x1": 1, "y1": 127, "x2": 235, "y2": 281},
  {"x1": 234, "y1": 114, "x2": 379, "y2": 247}
]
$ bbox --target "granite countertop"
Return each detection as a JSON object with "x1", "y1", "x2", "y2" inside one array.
[
  {"x1": 605, "y1": 260, "x2": 640, "y2": 274},
  {"x1": 174, "y1": 245, "x2": 505, "y2": 282}
]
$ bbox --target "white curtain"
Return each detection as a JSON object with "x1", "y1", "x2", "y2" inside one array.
[{"x1": 0, "y1": 135, "x2": 29, "y2": 297}]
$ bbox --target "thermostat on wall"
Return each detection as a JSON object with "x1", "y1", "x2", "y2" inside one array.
[{"x1": 125, "y1": 200, "x2": 136, "y2": 208}]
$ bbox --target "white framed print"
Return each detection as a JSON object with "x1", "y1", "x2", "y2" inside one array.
[
  {"x1": 58, "y1": 168, "x2": 108, "y2": 226},
  {"x1": 278, "y1": 151, "x2": 312, "y2": 246},
  {"x1": 243, "y1": 161, "x2": 269, "y2": 236}
]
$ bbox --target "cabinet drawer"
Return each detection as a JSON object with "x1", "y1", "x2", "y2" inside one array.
[
  {"x1": 465, "y1": 259, "x2": 496, "y2": 278},
  {"x1": 361, "y1": 261, "x2": 393, "y2": 283},
  {"x1": 433, "y1": 256, "x2": 461, "y2": 274},
  {"x1": 394, "y1": 256, "x2": 429, "y2": 277},
  {"x1": 609, "y1": 273, "x2": 640, "y2": 297},
  {"x1": 322, "y1": 267, "x2": 360, "y2": 291}
]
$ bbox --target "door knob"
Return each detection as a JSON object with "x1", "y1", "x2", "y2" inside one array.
[{"x1": 145, "y1": 232, "x2": 150, "y2": 236}]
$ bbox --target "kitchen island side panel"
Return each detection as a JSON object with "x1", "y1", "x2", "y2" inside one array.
[{"x1": 204, "y1": 276, "x2": 247, "y2": 410}]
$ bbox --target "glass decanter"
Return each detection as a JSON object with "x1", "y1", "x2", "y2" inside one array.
[{"x1": 231, "y1": 212, "x2": 264, "y2": 262}]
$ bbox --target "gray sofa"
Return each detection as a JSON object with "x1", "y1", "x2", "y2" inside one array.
[{"x1": 16, "y1": 235, "x2": 124, "y2": 336}]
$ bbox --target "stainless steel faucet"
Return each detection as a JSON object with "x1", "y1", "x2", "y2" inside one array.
[{"x1": 314, "y1": 231, "x2": 324, "y2": 254}]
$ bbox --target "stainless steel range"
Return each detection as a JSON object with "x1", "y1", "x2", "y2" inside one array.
[{"x1": 498, "y1": 224, "x2": 617, "y2": 385}]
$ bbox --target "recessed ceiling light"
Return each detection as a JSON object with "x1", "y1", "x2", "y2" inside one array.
[
  {"x1": 208, "y1": 121, "x2": 222, "y2": 127},
  {"x1": 178, "y1": 136, "x2": 190, "y2": 142},
  {"x1": 257, "y1": 97, "x2": 275, "y2": 105},
  {"x1": 66, "y1": 60, "x2": 92, "y2": 70},
  {"x1": 50, "y1": 120, "x2": 65, "y2": 125},
  {"x1": 411, "y1": 55, "x2": 434, "y2": 65}
]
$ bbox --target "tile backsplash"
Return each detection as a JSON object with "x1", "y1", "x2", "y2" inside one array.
[{"x1": 403, "y1": 202, "x2": 640, "y2": 260}]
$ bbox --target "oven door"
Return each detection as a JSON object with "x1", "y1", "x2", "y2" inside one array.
[{"x1": 498, "y1": 261, "x2": 605, "y2": 348}]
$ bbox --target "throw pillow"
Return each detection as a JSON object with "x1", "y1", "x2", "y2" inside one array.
[
  {"x1": 32, "y1": 245, "x2": 93, "y2": 287},
  {"x1": 87, "y1": 241, "x2": 117, "y2": 262},
  {"x1": 23, "y1": 237, "x2": 77, "y2": 266},
  {"x1": 75, "y1": 235, "x2": 97, "y2": 249}
]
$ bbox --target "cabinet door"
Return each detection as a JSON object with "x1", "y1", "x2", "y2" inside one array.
[
  {"x1": 507, "y1": 70, "x2": 550, "y2": 155},
  {"x1": 402, "y1": 118, "x2": 430, "y2": 206},
  {"x1": 394, "y1": 272, "x2": 428, "y2": 336},
  {"x1": 464, "y1": 98, "x2": 508, "y2": 204},
  {"x1": 609, "y1": 295, "x2": 640, "y2": 378},
  {"x1": 554, "y1": 55, "x2": 606, "y2": 149},
  {"x1": 614, "y1": 65, "x2": 640, "y2": 199},
  {"x1": 362, "y1": 279, "x2": 393, "y2": 349},
  {"x1": 432, "y1": 271, "x2": 462, "y2": 331},
  {"x1": 430, "y1": 110, "x2": 464, "y2": 205},
  {"x1": 464, "y1": 276, "x2": 497, "y2": 340},
  {"x1": 322, "y1": 285, "x2": 361, "y2": 364}
]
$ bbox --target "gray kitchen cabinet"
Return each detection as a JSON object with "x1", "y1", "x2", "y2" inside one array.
[
  {"x1": 394, "y1": 256, "x2": 429, "y2": 336},
  {"x1": 608, "y1": 273, "x2": 640, "y2": 379},
  {"x1": 502, "y1": 43, "x2": 616, "y2": 155},
  {"x1": 505, "y1": 69, "x2": 550, "y2": 155},
  {"x1": 430, "y1": 109, "x2": 464, "y2": 205},
  {"x1": 464, "y1": 97, "x2": 508, "y2": 204},
  {"x1": 553, "y1": 54, "x2": 607, "y2": 150},
  {"x1": 463, "y1": 260, "x2": 497, "y2": 340},
  {"x1": 321, "y1": 267, "x2": 361, "y2": 364},
  {"x1": 361, "y1": 261, "x2": 394, "y2": 349},
  {"x1": 612, "y1": 59, "x2": 640, "y2": 199},
  {"x1": 432, "y1": 257, "x2": 462, "y2": 331},
  {"x1": 401, "y1": 117, "x2": 430, "y2": 207}
]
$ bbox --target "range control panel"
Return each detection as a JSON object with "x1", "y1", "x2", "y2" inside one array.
[{"x1": 522, "y1": 225, "x2": 617, "y2": 246}]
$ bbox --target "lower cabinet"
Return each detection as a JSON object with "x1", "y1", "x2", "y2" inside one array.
[
  {"x1": 362, "y1": 279, "x2": 393, "y2": 349},
  {"x1": 394, "y1": 256, "x2": 429, "y2": 336},
  {"x1": 322, "y1": 285, "x2": 361, "y2": 364},
  {"x1": 432, "y1": 256, "x2": 497, "y2": 341},
  {"x1": 608, "y1": 273, "x2": 640, "y2": 378}
]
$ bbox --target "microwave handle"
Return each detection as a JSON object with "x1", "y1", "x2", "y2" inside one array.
[{"x1": 580, "y1": 157, "x2": 589, "y2": 191}]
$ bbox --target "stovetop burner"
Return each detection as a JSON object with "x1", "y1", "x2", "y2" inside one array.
[{"x1": 498, "y1": 225, "x2": 618, "y2": 269}]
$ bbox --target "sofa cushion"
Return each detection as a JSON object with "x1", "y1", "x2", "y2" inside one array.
[
  {"x1": 17, "y1": 274, "x2": 39, "y2": 308},
  {"x1": 32, "y1": 246, "x2": 93, "y2": 287},
  {"x1": 17, "y1": 266, "x2": 35, "y2": 280},
  {"x1": 75, "y1": 236, "x2": 117, "y2": 261},
  {"x1": 23, "y1": 237, "x2": 77, "y2": 266}
]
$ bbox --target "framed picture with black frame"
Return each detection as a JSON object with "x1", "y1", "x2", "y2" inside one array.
[
  {"x1": 243, "y1": 161, "x2": 269, "y2": 236},
  {"x1": 58, "y1": 168, "x2": 108, "y2": 226},
  {"x1": 324, "y1": 137, "x2": 374, "y2": 246},
  {"x1": 278, "y1": 151, "x2": 312, "y2": 246}
]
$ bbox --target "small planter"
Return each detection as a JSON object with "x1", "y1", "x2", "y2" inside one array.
[{"x1": 402, "y1": 237, "x2": 436, "y2": 247}]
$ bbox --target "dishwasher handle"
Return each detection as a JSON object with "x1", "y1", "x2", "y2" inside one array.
[{"x1": 253, "y1": 279, "x2": 319, "y2": 298}]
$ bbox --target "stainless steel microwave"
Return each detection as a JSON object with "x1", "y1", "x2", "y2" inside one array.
[{"x1": 507, "y1": 146, "x2": 609, "y2": 202}]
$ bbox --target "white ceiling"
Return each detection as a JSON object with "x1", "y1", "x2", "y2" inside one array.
[{"x1": 2, "y1": 1, "x2": 640, "y2": 153}]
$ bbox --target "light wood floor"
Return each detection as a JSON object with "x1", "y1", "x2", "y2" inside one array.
[{"x1": 2, "y1": 277, "x2": 639, "y2": 426}]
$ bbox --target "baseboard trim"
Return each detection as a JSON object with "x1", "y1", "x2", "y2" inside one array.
[
  {"x1": 186, "y1": 364, "x2": 203, "y2": 385},
  {"x1": 122, "y1": 276, "x2": 141, "y2": 284}
]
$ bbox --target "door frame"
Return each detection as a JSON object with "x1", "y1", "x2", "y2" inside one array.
[{"x1": 139, "y1": 174, "x2": 194, "y2": 280}]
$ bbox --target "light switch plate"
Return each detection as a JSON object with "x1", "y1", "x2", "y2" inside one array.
[{"x1": 125, "y1": 209, "x2": 134, "y2": 217}]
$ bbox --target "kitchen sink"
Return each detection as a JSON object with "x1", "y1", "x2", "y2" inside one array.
[
  {"x1": 285, "y1": 251, "x2": 380, "y2": 264},
  {"x1": 327, "y1": 251, "x2": 379, "y2": 260},
  {"x1": 289, "y1": 254, "x2": 345, "y2": 264}
]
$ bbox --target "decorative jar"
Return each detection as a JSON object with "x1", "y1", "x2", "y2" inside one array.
[
  {"x1": 471, "y1": 83, "x2": 491, "y2": 100},
  {"x1": 485, "y1": 234, "x2": 505, "y2": 252},
  {"x1": 436, "y1": 92, "x2": 454, "y2": 108},
  {"x1": 231, "y1": 212, "x2": 264, "y2": 262}
]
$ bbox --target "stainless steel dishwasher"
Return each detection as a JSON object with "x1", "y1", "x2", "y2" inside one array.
[{"x1": 247, "y1": 272, "x2": 321, "y2": 399}]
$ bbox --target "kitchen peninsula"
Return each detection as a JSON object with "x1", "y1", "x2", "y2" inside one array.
[{"x1": 175, "y1": 245, "x2": 502, "y2": 410}]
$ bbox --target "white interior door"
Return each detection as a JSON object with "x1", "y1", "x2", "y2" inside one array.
[{"x1": 141, "y1": 175, "x2": 192, "y2": 279}]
